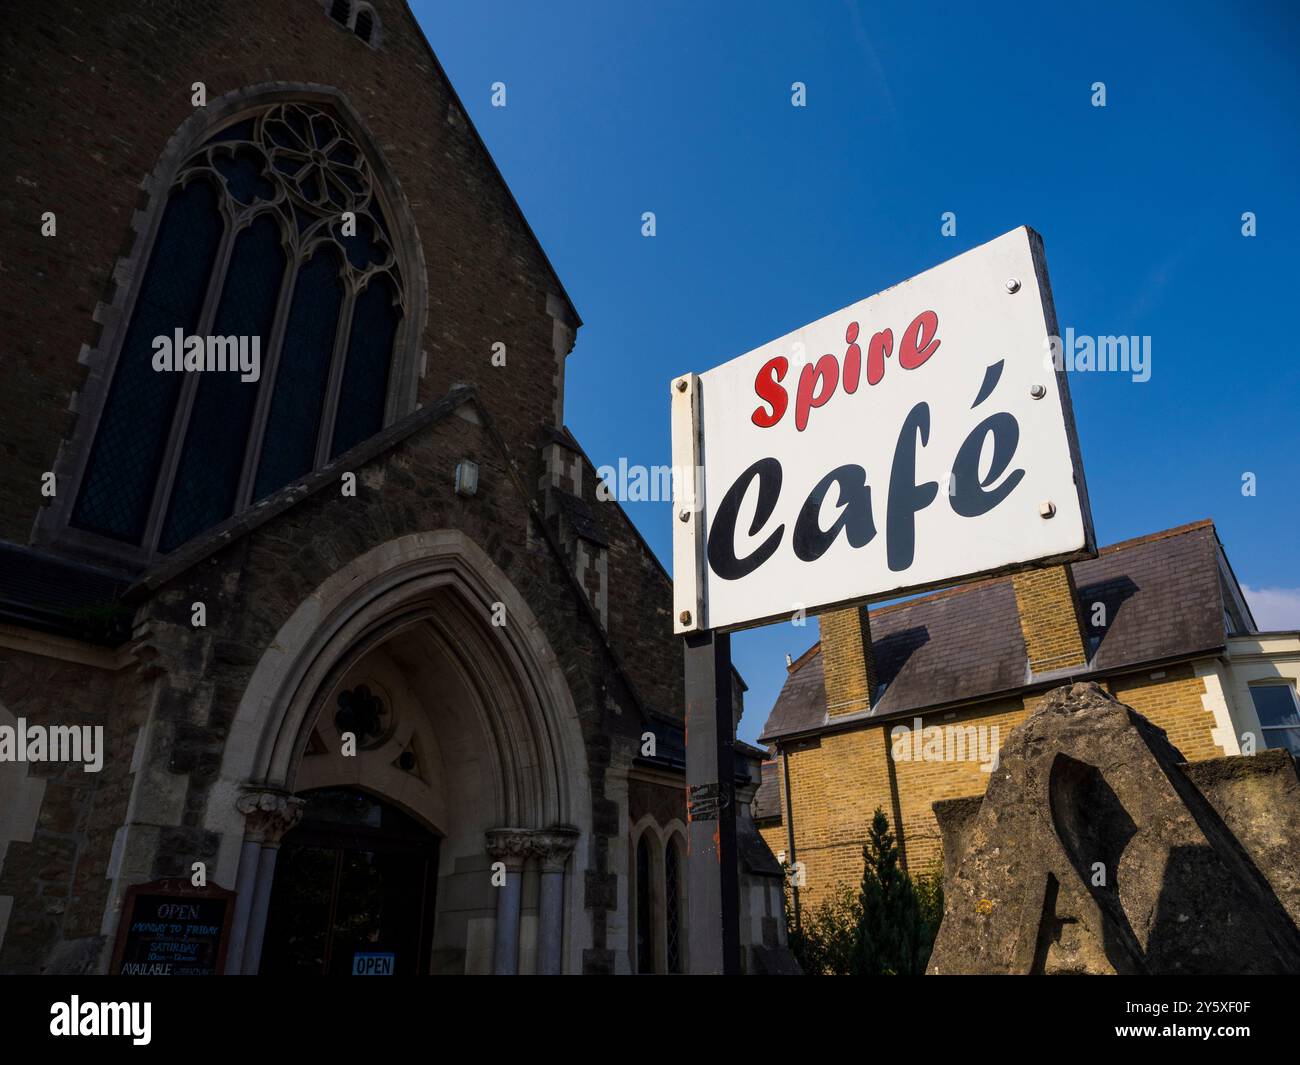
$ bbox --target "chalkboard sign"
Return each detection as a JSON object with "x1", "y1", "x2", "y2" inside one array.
[{"x1": 110, "y1": 879, "x2": 235, "y2": 976}]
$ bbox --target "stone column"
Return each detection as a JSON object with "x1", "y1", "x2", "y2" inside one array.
[
  {"x1": 486, "y1": 828, "x2": 531, "y2": 975},
  {"x1": 224, "y1": 837, "x2": 263, "y2": 975},
  {"x1": 534, "y1": 827, "x2": 579, "y2": 975},
  {"x1": 231, "y1": 789, "x2": 304, "y2": 974}
]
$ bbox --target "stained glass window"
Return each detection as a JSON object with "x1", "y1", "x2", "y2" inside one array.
[
  {"x1": 636, "y1": 834, "x2": 653, "y2": 974},
  {"x1": 70, "y1": 101, "x2": 408, "y2": 559},
  {"x1": 252, "y1": 248, "x2": 344, "y2": 501},
  {"x1": 160, "y1": 214, "x2": 285, "y2": 551},
  {"x1": 665, "y1": 839, "x2": 682, "y2": 973},
  {"x1": 71, "y1": 178, "x2": 223, "y2": 542},
  {"x1": 331, "y1": 275, "x2": 399, "y2": 459}
]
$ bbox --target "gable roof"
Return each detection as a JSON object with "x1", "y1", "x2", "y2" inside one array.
[{"x1": 760, "y1": 520, "x2": 1230, "y2": 743}]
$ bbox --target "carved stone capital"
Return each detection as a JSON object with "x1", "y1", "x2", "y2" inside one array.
[
  {"x1": 533, "y1": 826, "x2": 580, "y2": 873},
  {"x1": 485, "y1": 826, "x2": 581, "y2": 871},
  {"x1": 485, "y1": 828, "x2": 534, "y2": 871},
  {"x1": 237, "y1": 789, "x2": 305, "y2": 847}
]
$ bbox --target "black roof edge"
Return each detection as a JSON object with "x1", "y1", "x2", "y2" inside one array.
[
  {"x1": 1212, "y1": 529, "x2": 1259, "y2": 633},
  {"x1": 0, "y1": 542, "x2": 134, "y2": 644},
  {"x1": 0, "y1": 602, "x2": 131, "y2": 648}
]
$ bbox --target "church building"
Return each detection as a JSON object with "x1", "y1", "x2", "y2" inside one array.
[{"x1": 0, "y1": 0, "x2": 786, "y2": 974}]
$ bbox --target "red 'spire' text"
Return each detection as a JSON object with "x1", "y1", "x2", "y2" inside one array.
[{"x1": 751, "y1": 310, "x2": 942, "y2": 431}]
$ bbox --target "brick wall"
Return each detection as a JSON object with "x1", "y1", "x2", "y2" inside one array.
[
  {"x1": 1108, "y1": 663, "x2": 1223, "y2": 762},
  {"x1": 0, "y1": 393, "x2": 676, "y2": 972},
  {"x1": 781, "y1": 727, "x2": 891, "y2": 907},
  {"x1": 0, "y1": 647, "x2": 121, "y2": 973},
  {"x1": 820, "y1": 607, "x2": 874, "y2": 717},
  {"x1": 888, "y1": 697, "x2": 1028, "y2": 872},
  {"x1": 772, "y1": 663, "x2": 1227, "y2": 910},
  {"x1": 1011, "y1": 565, "x2": 1088, "y2": 673},
  {"x1": 757, "y1": 821, "x2": 785, "y2": 863}
]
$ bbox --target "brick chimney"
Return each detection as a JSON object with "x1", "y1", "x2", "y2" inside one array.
[
  {"x1": 820, "y1": 606, "x2": 876, "y2": 717},
  {"x1": 1011, "y1": 565, "x2": 1088, "y2": 675}
]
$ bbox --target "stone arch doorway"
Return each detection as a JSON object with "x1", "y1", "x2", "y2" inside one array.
[
  {"x1": 260, "y1": 787, "x2": 441, "y2": 976},
  {"x1": 212, "y1": 532, "x2": 591, "y2": 974}
]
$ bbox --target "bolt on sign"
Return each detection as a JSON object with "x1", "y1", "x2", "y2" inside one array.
[{"x1": 671, "y1": 226, "x2": 1096, "y2": 634}]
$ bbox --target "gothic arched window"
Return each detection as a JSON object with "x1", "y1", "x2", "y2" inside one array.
[
  {"x1": 635, "y1": 832, "x2": 654, "y2": 974},
  {"x1": 665, "y1": 834, "x2": 685, "y2": 974},
  {"x1": 67, "y1": 100, "x2": 412, "y2": 561}
]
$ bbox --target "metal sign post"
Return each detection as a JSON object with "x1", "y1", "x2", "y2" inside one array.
[
  {"x1": 672, "y1": 371, "x2": 740, "y2": 973},
  {"x1": 684, "y1": 628, "x2": 740, "y2": 974}
]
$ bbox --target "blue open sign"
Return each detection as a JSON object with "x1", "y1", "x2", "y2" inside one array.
[{"x1": 352, "y1": 952, "x2": 395, "y2": 975}]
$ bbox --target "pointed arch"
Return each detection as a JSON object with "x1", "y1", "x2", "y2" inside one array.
[
  {"x1": 630, "y1": 816, "x2": 663, "y2": 974},
  {"x1": 217, "y1": 532, "x2": 587, "y2": 828},
  {"x1": 43, "y1": 84, "x2": 427, "y2": 569},
  {"x1": 664, "y1": 821, "x2": 688, "y2": 973},
  {"x1": 175, "y1": 531, "x2": 594, "y2": 973}
]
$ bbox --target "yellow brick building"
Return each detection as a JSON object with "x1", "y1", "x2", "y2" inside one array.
[{"x1": 752, "y1": 520, "x2": 1300, "y2": 915}]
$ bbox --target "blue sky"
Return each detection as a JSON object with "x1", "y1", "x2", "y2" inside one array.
[{"x1": 414, "y1": 0, "x2": 1300, "y2": 745}]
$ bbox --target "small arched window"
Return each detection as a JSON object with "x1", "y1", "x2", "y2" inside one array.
[
  {"x1": 635, "y1": 833, "x2": 654, "y2": 974},
  {"x1": 354, "y1": 6, "x2": 375, "y2": 44},
  {"x1": 324, "y1": 0, "x2": 381, "y2": 48},
  {"x1": 665, "y1": 835, "x2": 685, "y2": 973},
  {"x1": 68, "y1": 101, "x2": 411, "y2": 560}
]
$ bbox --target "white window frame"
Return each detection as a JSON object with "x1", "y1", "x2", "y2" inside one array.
[{"x1": 1247, "y1": 681, "x2": 1300, "y2": 756}]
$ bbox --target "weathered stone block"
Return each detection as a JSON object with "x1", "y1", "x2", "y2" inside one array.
[{"x1": 928, "y1": 682, "x2": 1300, "y2": 974}]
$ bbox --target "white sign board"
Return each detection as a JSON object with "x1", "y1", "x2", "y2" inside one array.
[{"x1": 671, "y1": 226, "x2": 1094, "y2": 634}]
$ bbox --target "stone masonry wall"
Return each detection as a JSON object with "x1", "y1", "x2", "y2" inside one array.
[{"x1": 0, "y1": 648, "x2": 119, "y2": 973}]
